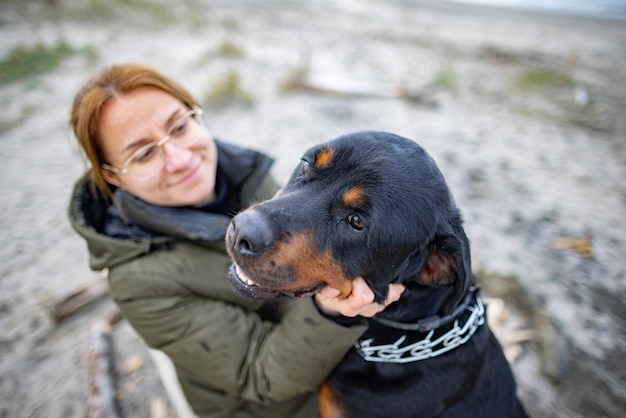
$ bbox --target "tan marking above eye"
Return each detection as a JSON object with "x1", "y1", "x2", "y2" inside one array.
[
  {"x1": 314, "y1": 148, "x2": 335, "y2": 169},
  {"x1": 343, "y1": 186, "x2": 368, "y2": 208}
]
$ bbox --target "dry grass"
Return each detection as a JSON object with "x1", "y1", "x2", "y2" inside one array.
[{"x1": 0, "y1": 40, "x2": 94, "y2": 85}]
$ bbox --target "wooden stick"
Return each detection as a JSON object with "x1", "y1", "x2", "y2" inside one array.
[
  {"x1": 49, "y1": 274, "x2": 109, "y2": 323},
  {"x1": 85, "y1": 318, "x2": 122, "y2": 418},
  {"x1": 552, "y1": 232, "x2": 594, "y2": 257},
  {"x1": 284, "y1": 71, "x2": 439, "y2": 108}
]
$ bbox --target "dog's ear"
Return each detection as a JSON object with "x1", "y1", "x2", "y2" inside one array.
[{"x1": 419, "y1": 229, "x2": 473, "y2": 315}]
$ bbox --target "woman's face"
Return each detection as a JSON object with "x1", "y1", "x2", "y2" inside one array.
[{"x1": 99, "y1": 86, "x2": 218, "y2": 207}]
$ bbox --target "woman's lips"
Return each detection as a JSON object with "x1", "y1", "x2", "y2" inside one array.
[{"x1": 173, "y1": 163, "x2": 201, "y2": 186}]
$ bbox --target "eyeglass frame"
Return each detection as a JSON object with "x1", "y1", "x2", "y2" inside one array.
[{"x1": 101, "y1": 106, "x2": 205, "y2": 182}]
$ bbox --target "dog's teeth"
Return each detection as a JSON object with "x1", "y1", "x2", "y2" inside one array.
[{"x1": 235, "y1": 265, "x2": 257, "y2": 286}]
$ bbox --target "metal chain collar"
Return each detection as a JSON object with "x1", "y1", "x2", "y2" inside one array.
[{"x1": 355, "y1": 295, "x2": 485, "y2": 363}]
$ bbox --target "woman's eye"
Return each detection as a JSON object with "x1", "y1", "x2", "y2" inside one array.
[
  {"x1": 170, "y1": 120, "x2": 188, "y2": 138},
  {"x1": 134, "y1": 146, "x2": 158, "y2": 163},
  {"x1": 347, "y1": 214, "x2": 364, "y2": 231}
]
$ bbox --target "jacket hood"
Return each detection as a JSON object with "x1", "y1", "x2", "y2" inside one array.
[{"x1": 68, "y1": 140, "x2": 274, "y2": 271}]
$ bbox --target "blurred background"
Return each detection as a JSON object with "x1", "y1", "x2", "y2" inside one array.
[{"x1": 1, "y1": 0, "x2": 625, "y2": 417}]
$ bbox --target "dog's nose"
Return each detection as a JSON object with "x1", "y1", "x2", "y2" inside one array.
[{"x1": 229, "y1": 210, "x2": 273, "y2": 257}]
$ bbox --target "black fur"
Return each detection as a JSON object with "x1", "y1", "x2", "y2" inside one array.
[{"x1": 226, "y1": 131, "x2": 528, "y2": 417}]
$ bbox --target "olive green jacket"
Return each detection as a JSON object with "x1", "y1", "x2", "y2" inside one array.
[{"x1": 68, "y1": 141, "x2": 367, "y2": 418}]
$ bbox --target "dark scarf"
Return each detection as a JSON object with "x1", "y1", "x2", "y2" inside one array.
[{"x1": 100, "y1": 140, "x2": 273, "y2": 244}]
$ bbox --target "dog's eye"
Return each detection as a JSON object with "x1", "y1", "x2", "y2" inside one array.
[
  {"x1": 347, "y1": 214, "x2": 364, "y2": 231},
  {"x1": 300, "y1": 160, "x2": 309, "y2": 176}
]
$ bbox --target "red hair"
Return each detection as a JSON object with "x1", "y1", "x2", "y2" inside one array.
[{"x1": 70, "y1": 63, "x2": 201, "y2": 198}]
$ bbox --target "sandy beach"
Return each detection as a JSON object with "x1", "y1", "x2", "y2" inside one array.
[{"x1": 1, "y1": 0, "x2": 625, "y2": 417}]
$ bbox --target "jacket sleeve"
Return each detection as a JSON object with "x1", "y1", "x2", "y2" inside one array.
[{"x1": 107, "y1": 243, "x2": 367, "y2": 405}]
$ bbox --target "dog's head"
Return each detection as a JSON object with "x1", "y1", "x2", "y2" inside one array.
[{"x1": 226, "y1": 131, "x2": 472, "y2": 314}]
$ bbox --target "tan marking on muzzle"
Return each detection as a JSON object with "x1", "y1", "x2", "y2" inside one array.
[{"x1": 265, "y1": 229, "x2": 352, "y2": 297}]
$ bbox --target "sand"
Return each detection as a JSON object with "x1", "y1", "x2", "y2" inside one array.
[{"x1": 1, "y1": 0, "x2": 625, "y2": 417}]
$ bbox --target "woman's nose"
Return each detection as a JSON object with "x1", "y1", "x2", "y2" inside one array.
[{"x1": 162, "y1": 141, "x2": 193, "y2": 171}]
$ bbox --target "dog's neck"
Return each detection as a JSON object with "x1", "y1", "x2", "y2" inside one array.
[
  {"x1": 356, "y1": 287, "x2": 484, "y2": 363},
  {"x1": 376, "y1": 282, "x2": 464, "y2": 325}
]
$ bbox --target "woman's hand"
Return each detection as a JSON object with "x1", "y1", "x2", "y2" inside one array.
[{"x1": 314, "y1": 277, "x2": 405, "y2": 318}]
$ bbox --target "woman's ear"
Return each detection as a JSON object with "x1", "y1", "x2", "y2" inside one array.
[{"x1": 101, "y1": 169, "x2": 121, "y2": 188}]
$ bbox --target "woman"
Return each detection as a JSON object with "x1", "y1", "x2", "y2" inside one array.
[{"x1": 68, "y1": 63, "x2": 404, "y2": 417}]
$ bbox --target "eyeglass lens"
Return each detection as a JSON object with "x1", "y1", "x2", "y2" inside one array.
[{"x1": 127, "y1": 110, "x2": 201, "y2": 179}]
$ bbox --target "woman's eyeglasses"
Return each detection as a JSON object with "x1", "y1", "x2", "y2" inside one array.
[{"x1": 102, "y1": 107, "x2": 205, "y2": 182}]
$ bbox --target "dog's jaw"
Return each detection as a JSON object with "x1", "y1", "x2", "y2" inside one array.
[
  {"x1": 226, "y1": 211, "x2": 353, "y2": 299},
  {"x1": 228, "y1": 263, "x2": 325, "y2": 299}
]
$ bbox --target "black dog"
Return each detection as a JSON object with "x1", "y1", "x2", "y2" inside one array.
[{"x1": 226, "y1": 131, "x2": 528, "y2": 418}]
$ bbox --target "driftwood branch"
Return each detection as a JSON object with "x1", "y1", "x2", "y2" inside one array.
[
  {"x1": 85, "y1": 309, "x2": 124, "y2": 418},
  {"x1": 49, "y1": 274, "x2": 109, "y2": 323},
  {"x1": 282, "y1": 71, "x2": 439, "y2": 108}
]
